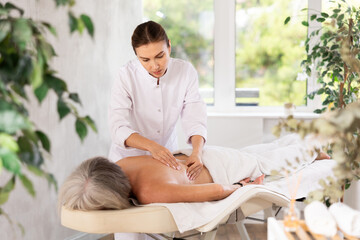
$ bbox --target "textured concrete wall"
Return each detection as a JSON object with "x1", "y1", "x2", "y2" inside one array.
[{"x1": 0, "y1": 0, "x2": 141, "y2": 239}]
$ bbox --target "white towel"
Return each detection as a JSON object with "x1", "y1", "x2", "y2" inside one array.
[
  {"x1": 150, "y1": 185, "x2": 277, "y2": 233},
  {"x1": 329, "y1": 202, "x2": 360, "y2": 237},
  {"x1": 304, "y1": 201, "x2": 337, "y2": 237},
  {"x1": 174, "y1": 134, "x2": 318, "y2": 185}
]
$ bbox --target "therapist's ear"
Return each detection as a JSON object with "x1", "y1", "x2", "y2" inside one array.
[{"x1": 168, "y1": 39, "x2": 171, "y2": 55}]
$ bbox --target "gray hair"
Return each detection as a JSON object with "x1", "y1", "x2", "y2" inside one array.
[{"x1": 58, "y1": 157, "x2": 131, "y2": 211}]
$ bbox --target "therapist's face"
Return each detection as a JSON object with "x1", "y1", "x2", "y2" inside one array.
[{"x1": 135, "y1": 40, "x2": 171, "y2": 78}]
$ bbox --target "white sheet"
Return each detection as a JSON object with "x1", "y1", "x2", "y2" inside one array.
[
  {"x1": 145, "y1": 134, "x2": 336, "y2": 233},
  {"x1": 174, "y1": 134, "x2": 318, "y2": 185}
]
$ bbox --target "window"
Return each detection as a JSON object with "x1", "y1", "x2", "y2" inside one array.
[
  {"x1": 143, "y1": 0, "x2": 322, "y2": 112},
  {"x1": 235, "y1": 0, "x2": 307, "y2": 107}
]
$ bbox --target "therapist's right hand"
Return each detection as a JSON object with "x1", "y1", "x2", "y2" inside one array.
[{"x1": 149, "y1": 144, "x2": 181, "y2": 170}]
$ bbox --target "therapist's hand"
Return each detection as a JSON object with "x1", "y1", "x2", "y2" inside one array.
[
  {"x1": 186, "y1": 154, "x2": 203, "y2": 180},
  {"x1": 149, "y1": 144, "x2": 180, "y2": 170}
]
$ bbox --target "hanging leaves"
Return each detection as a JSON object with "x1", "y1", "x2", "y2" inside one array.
[
  {"x1": 75, "y1": 118, "x2": 88, "y2": 142},
  {"x1": 284, "y1": 1, "x2": 360, "y2": 114},
  {"x1": 80, "y1": 14, "x2": 94, "y2": 37},
  {"x1": 274, "y1": 102, "x2": 360, "y2": 204},
  {"x1": 0, "y1": 0, "x2": 97, "y2": 227}
]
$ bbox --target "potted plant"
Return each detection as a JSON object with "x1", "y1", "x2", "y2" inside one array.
[
  {"x1": 285, "y1": 0, "x2": 360, "y2": 112},
  {"x1": 274, "y1": 0, "x2": 360, "y2": 204},
  {"x1": 0, "y1": 0, "x2": 96, "y2": 232}
]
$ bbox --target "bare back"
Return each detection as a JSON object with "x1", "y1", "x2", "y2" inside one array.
[{"x1": 116, "y1": 154, "x2": 213, "y2": 200}]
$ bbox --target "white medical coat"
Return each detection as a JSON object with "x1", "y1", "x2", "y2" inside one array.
[{"x1": 108, "y1": 58, "x2": 207, "y2": 161}]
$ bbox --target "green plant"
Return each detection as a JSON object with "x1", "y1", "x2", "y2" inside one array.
[
  {"x1": 275, "y1": 0, "x2": 360, "y2": 205},
  {"x1": 273, "y1": 102, "x2": 360, "y2": 204},
  {"x1": 285, "y1": 0, "x2": 360, "y2": 112},
  {"x1": 0, "y1": 0, "x2": 96, "y2": 232}
]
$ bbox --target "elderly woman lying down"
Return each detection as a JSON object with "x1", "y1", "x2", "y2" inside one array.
[{"x1": 58, "y1": 135, "x2": 329, "y2": 211}]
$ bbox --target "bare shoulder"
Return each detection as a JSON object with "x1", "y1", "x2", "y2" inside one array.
[{"x1": 116, "y1": 155, "x2": 154, "y2": 167}]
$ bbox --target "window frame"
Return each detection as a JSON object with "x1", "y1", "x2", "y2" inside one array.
[{"x1": 204, "y1": 0, "x2": 322, "y2": 115}]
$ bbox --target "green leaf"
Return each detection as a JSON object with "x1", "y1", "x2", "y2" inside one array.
[
  {"x1": 310, "y1": 14, "x2": 317, "y2": 21},
  {"x1": 55, "y1": 0, "x2": 69, "y2": 6},
  {"x1": 2, "y1": 176, "x2": 15, "y2": 192},
  {"x1": 17, "y1": 136, "x2": 33, "y2": 153},
  {"x1": 57, "y1": 99, "x2": 71, "y2": 120},
  {"x1": 68, "y1": 12, "x2": 77, "y2": 33},
  {"x1": 0, "y1": 191, "x2": 10, "y2": 205},
  {"x1": 30, "y1": 54, "x2": 44, "y2": 89},
  {"x1": 13, "y1": 18, "x2": 32, "y2": 51},
  {"x1": 0, "y1": 9, "x2": 9, "y2": 16},
  {"x1": 316, "y1": 18, "x2": 326, "y2": 23},
  {"x1": 18, "y1": 136, "x2": 44, "y2": 167},
  {"x1": 45, "y1": 173, "x2": 57, "y2": 191},
  {"x1": 41, "y1": 22, "x2": 57, "y2": 36},
  {"x1": 27, "y1": 165, "x2": 44, "y2": 177},
  {"x1": 0, "y1": 148, "x2": 21, "y2": 175},
  {"x1": 284, "y1": 16, "x2": 291, "y2": 25},
  {"x1": 35, "y1": 130, "x2": 51, "y2": 152},
  {"x1": 4, "y1": 2, "x2": 24, "y2": 15},
  {"x1": 80, "y1": 14, "x2": 94, "y2": 37},
  {"x1": 0, "y1": 21, "x2": 11, "y2": 42},
  {"x1": 17, "y1": 223, "x2": 25, "y2": 236},
  {"x1": 0, "y1": 133, "x2": 19, "y2": 152},
  {"x1": 75, "y1": 119, "x2": 87, "y2": 141},
  {"x1": 15, "y1": 54, "x2": 33, "y2": 83},
  {"x1": 22, "y1": 129, "x2": 38, "y2": 144},
  {"x1": 0, "y1": 177, "x2": 15, "y2": 205},
  {"x1": 302, "y1": 21, "x2": 309, "y2": 27},
  {"x1": 45, "y1": 75, "x2": 68, "y2": 97},
  {"x1": 308, "y1": 92, "x2": 315, "y2": 100},
  {"x1": 337, "y1": 14, "x2": 344, "y2": 21},
  {"x1": 34, "y1": 83, "x2": 48, "y2": 103},
  {"x1": 83, "y1": 116, "x2": 97, "y2": 132},
  {"x1": 38, "y1": 38, "x2": 56, "y2": 63},
  {"x1": 11, "y1": 83, "x2": 28, "y2": 100},
  {"x1": 77, "y1": 16, "x2": 85, "y2": 34},
  {"x1": 330, "y1": 44, "x2": 339, "y2": 50},
  {"x1": 0, "y1": 100, "x2": 31, "y2": 134},
  {"x1": 19, "y1": 174, "x2": 35, "y2": 197},
  {"x1": 69, "y1": 93, "x2": 81, "y2": 105},
  {"x1": 321, "y1": 12, "x2": 329, "y2": 18}
]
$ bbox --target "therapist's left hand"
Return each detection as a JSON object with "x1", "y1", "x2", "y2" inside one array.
[{"x1": 186, "y1": 154, "x2": 203, "y2": 181}]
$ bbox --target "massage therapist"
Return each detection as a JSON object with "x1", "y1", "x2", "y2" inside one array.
[{"x1": 108, "y1": 21, "x2": 207, "y2": 180}]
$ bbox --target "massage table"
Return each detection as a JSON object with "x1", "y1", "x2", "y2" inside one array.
[
  {"x1": 61, "y1": 160, "x2": 335, "y2": 240},
  {"x1": 61, "y1": 134, "x2": 335, "y2": 240},
  {"x1": 61, "y1": 187, "x2": 288, "y2": 240}
]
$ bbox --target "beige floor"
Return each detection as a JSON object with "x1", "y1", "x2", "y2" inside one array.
[{"x1": 100, "y1": 223, "x2": 267, "y2": 240}]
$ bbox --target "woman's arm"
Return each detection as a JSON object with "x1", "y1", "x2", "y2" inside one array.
[
  {"x1": 137, "y1": 182, "x2": 240, "y2": 204},
  {"x1": 125, "y1": 133, "x2": 180, "y2": 170},
  {"x1": 181, "y1": 64, "x2": 207, "y2": 146},
  {"x1": 136, "y1": 174, "x2": 265, "y2": 204}
]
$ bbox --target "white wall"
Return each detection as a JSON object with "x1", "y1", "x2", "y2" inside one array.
[{"x1": 0, "y1": 0, "x2": 141, "y2": 239}]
